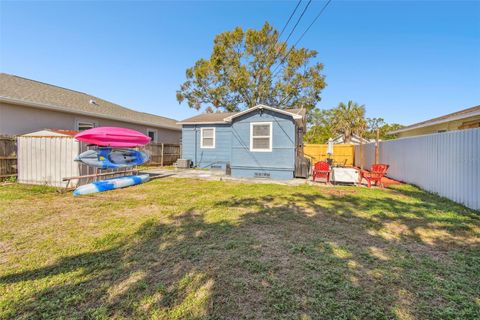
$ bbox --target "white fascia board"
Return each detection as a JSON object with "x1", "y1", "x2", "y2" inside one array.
[{"x1": 177, "y1": 121, "x2": 227, "y2": 125}]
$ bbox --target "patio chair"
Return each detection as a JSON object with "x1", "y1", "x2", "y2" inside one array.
[
  {"x1": 312, "y1": 161, "x2": 331, "y2": 184},
  {"x1": 359, "y1": 164, "x2": 390, "y2": 188}
]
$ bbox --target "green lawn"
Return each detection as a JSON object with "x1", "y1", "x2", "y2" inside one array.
[{"x1": 0, "y1": 178, "x2": 479, "y2": 319}]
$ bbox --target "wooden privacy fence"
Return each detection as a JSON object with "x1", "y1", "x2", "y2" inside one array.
[
  {"x1": 143, "y1": 143, "x2": 180, "y2": 166},
  {"x1": 304, "y1": 144, "x2": 355, "y2": 166},
  {"x1": 0, "y1": 136, "x2": 17, "y2": 179},
  {"x1": 354, "y1": 128, "x2": 480, "y2": 210}
]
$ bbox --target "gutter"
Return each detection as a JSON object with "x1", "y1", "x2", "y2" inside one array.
[
  {"x1": 0, "y1": 96, "x2": 182, "y2": 131},
  {"x1": 388, "y1": 109, "x2": 480, "y2": 134}
]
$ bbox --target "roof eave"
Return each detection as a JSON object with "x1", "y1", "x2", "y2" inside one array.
[
  {"x1": 0, "y1": 96, "x2": 181, "y2": 131},
  {"x1": 388, "y1": 109, "x2": 480, "y2": 134},
  {"x1": 177, "y1": 121, "x2": 228, "y2": 125},
  {"x1": 223, "y1": 104, "x2": 303, "y2": 122}
]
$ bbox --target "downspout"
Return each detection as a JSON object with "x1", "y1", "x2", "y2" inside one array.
[{"x1": 194, "y1": 125, "x2": 198, "y2": 167}]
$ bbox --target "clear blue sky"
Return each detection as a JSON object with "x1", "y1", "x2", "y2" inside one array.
[{"x1": 1, "y1": 1, "x2": 479, "y2": 125}]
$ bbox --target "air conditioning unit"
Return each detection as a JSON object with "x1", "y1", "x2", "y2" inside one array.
[{"x1": 175, "y1": 159, "x2": 192, "y2": 169}]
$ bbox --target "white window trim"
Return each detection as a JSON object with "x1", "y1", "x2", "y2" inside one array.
[
  {"x1": 147, "y1": 128, "x2": 158, "y2": 143},
  {"x1": 200, "y1": 127, "x2": 216, "y2": 149},
  {"x1": 75, "y1": 119, "x2": 97, "y2": 131},
  {"x1": 250, "y1": 122, "x2": 272, "y2": 152}
]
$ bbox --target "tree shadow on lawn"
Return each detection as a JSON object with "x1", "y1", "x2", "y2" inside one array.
[{"x1": 1, "y1": 186, "x2": 479, "y2": 319}]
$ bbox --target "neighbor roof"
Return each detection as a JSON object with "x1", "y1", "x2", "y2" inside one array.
[
  {"x1": 389, "y1": 105, "x2": 480, "y2": 134},
  {"x1": 178, "y1": 105, "x2": 306, "y2": 125},
  {"x1": 20, "y1": 129, "x2": 79, "y2": 137},
  {"x1": 0, "y1": 73, "x2": 180, "y2": 131}
]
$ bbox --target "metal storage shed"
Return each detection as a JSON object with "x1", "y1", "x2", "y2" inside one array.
[{"x1": 17, "y1": 129, "x2": 89, "y2": 187}]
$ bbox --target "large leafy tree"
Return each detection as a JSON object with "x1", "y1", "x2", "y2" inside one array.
[
  {"x1": 304, "y1": 108, "x2": 333, "y2": 143},
  {"x1": 177, "y1": 22, "x2": 326, "y2": 113},
  {"x1": 365, "y1": 118, "x2": 404, "y2": 140}
]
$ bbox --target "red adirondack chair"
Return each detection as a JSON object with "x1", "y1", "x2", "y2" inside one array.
[
  {"x1": 359, "y1": 164, "x2": 390, "y2": 188},
  {"x1": 312, "y1": 161, "x2": 331, "y2": 183}
]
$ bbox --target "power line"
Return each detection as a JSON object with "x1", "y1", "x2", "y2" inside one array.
[
  {"x1": 275, "y1": 0, "x2": 333, "y2": 107},
  {"x1": 271, "y1": 0, "x2": 312, "y2": 66},
  {"x1": 272, "y1": 0, "x2": 332, "y2": 78},
  {"x1": 292, "y1": 0, "x2": 332, "y2": 49},
  {"x1": 281, "y1": 0, "x2": 312, "y2": 45},
  {"x1": 279, "y1": 0, "x2": 302, "y2": 38}
]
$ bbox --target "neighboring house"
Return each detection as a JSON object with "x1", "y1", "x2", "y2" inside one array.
[
  {"x1": 389, "y1": 105, "x2": 480, "y2": 138},
  {"x1": 178, "y1": 105, "x2": 306, "y2": 179},
  {"x1": 0, "y1": 73, "x2": 181, "y2": 143},
  {"x1": 331, "y1": 134, "x2": 373, "y2": 145}
]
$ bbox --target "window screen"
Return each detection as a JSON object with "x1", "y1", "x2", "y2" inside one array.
[
  {"x1": 201, "y1": 128, "x2": 215, "y2": 148},
  {"x1": 251, "y1": 123, "x2": 271, "y2": 151}
]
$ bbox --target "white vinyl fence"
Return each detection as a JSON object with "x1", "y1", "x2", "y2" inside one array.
[{"x1": 355, "y1": 128, "x2": 480, "y2": 210}]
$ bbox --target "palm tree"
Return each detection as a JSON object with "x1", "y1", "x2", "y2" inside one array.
[{"x1": 331, "y1": 101, "x2": 366, "y2": 143}]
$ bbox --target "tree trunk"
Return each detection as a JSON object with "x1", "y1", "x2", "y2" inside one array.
[{"x1": 344, "y1": 129, "x2": 351, "y2": 144}]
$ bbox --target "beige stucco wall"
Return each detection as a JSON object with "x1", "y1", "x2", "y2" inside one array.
[
  {"x1": 0, "y1": 102, "x2": 181, "y2": 143},
  {"x1": 397, "y1": 115, "x2": 480, "y2": 138}
]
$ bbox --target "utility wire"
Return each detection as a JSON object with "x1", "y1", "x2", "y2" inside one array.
[
  {"x1": 275, "y1": 0, "x2": 333, "y2": 107},
  {"x1": 273, "y1": 0, "x2": 312, "y2": 65},
  {"x1": 279, "y1": 0, "x2": 303, "y2": 38},
  {"x1": 272, "y1": 0, "x2": 332, "y2": 78},
  {"x1": 281, "y1": 0, "x2": 312, "y2": 45}
]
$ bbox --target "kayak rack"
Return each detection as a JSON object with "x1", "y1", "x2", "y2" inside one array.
[{"x1": 62, "y1": 168, "x2": 139, "y2": 191}]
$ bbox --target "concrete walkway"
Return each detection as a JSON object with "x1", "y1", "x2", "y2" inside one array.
[
  {"x1": 141, "y1": 167, "x2": 402, "y2": 188},
  {"x1": 141, "y1": 168, "x2": 314, "y2": 186}
]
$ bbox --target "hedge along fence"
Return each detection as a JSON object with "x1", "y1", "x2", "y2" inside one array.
[
  {"x1": 304, "y1": 144, "x2": 355, "y2": 166},
  {"x1": 0, "y1": 136, "x2": 17, "y2": 180}
]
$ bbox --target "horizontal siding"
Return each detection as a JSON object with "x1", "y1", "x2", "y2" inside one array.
[
  {"x1": 181, "y1": 124, "x2": 232, "y2": 168},
  {"x1": 354, "y1": 128, "x2": 480, "y2": 210},
  {"x1": 231, "y1": 109, "x2": 295, "y2": 176}
]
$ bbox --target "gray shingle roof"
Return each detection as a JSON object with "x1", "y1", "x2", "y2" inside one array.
[
  {"x1": 179, "y1": 107, "x2": 306, "y2": 124},
  {"x1": 0, "y1": 73, "x2": 180, "y2": 131}
]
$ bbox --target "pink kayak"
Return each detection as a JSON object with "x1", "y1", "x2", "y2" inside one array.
[{"x1": 74, "y1": 127, "x2": 151, "y2": 147}]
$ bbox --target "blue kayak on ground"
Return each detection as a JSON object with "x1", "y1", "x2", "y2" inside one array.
[
  {"x1": 73, "y1": 174, "x2": 150, "y2": 196},
  {"x1": 74, "y1": 148, "x2": 149, "y2": 169}
]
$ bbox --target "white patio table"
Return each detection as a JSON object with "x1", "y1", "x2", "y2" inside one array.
[{"x1": 331, "y1": 167, "x2": 359, "y2": 185}]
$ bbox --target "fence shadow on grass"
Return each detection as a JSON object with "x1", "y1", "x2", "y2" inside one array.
[{"x1": 1, "y1": 186, "x2": 479, "y2": 319}]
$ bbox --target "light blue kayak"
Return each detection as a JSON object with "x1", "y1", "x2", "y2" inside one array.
[
  {"x1": 74, "y1": 148, "x2": 149, "y2": 169},
  {"x1": 73, "y1": 174, "x2": 150, "y2": 196}
]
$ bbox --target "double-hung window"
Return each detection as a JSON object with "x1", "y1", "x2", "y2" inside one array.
[
  {"x1": 201, "y1": 128, "x2": 215, "y2": 148},
  {"x1": 250, "y1": 122, "x2": 272, "y2": 152}
]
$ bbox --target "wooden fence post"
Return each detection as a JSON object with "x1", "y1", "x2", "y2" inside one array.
[
  {"x1": 160, "y1": 143, "x2": 164, "y2": 167},
  {"x1": 375, "y1": 129, "x2": 379, "y2": 164}
]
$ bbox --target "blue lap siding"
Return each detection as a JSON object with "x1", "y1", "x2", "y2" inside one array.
[
  {"x1": 230, "y1": 109, "x2": 295, "y2": 179},
  {"x1": 181, "y1": 108, "x2": 299, "y2": 179},
  {"x1": 181, "y1": 124, "x2": 232, "y2": 168}
]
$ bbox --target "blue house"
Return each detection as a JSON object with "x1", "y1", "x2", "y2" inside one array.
[{"x1": 178, "y1": 105, "x2": 306, "y2": 179}]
